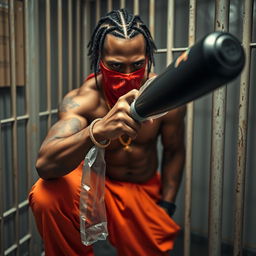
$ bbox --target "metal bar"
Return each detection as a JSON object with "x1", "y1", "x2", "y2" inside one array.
[
  {"x1": 233, "y1": 1, "x2": 253, "y2": 255},
  {"x1": 58, "y1": 0, "x2": 63, "y2": 101},
  {"x1": 0, "y1": 115, "x2": 29, "y2": 124},
  {"x1": 149, "y1": 0, "x2": 155, "y2": 39},
  {"x1": 3, "y1": 200, "x2": 29, "y2": 218},
  {"x1": 184, "y1": 1, "x2": 196, "y2": 256},
  {"x1": 157, "y1": 47, "x2": 188, "y2": 54},
  {"x1": 96, "y1": 0, "x2": 100, "y2": 22},
  {"x1": 9, "y1": 0, "x2": 20, "y2": 254},
  {"x1": 250, "y1": 42, "x2": 256, "y2": 47},
  {"x1": 0, "y1": 124, "x2": 4, "y2": 256},
  {"x1": 76, "y1": 0, "x2": 81, "y2": 88},
  {"x1": 166, "y1": 0, "x2": 175, "y2": 65},
  {"x1": 4, "y1": 234, "x2": 31, "y2": 256},
  {"x1": 46, "y1": 0, "x2": 52, "y2": 128},
  {"x1": 68, "y1": 0, "x2": 73, "y2": 91},
  {"x1": 24, "y1": 0, "x2": 42, "y2": 254},
  {"x1": 82, "y1": 0, "x2": 91, "y2": 76},
  {"x1": 208, "y1": 1, "x2": 230, "y2": 255},
  {"x1": 133, "y1": 0, "x2": 139, "y2": 15},
  {"x1": 120, "y1": 0, "x2": 125, "y2": 9},
  {"x1": 39, "y1": 109, "x2": 58, "y2": 117},
  {"x1": 107, "y1": 0, "x2": 113, "y2": 12}
]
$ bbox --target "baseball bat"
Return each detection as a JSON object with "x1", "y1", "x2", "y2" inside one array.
[{"x1": 130, "y1": 31, "x2": 245, "y2": 122}]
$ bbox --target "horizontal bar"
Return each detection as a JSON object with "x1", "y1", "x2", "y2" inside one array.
[
  {"x1": 3, "y1": 200, "x2": 29, "y2": 218},
  {"x1": 39, "y1": 109, "x2": 58, "y2": 117},
  {"x1": 0, "y1": 115, "x2": 29, "y2": 124},
  {"x1": 4, "y1": 234, "x2": 31, "y2": 255},
  {"x1": 156, "y1": 47, "x2": 188, "y2": 54},
  {"x1": 251, "y1": 43, "x2": 256, "y2": 47}
]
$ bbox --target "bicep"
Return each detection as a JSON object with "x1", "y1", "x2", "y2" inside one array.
[{"x1": 42, "y1": 114, "x2": 88, "y2": 146}]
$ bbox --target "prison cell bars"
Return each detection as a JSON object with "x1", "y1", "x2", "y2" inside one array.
[
  {"x1": 233, "y1": 1, "x2": 254, "y2": 255},
  {"x1": 0, "y1": 0, "x2": 31, "y2": 254}
]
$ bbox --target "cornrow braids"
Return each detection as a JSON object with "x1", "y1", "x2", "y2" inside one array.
[{"x1": 87, "y1": 8, "x2": 157, "y2": 88}]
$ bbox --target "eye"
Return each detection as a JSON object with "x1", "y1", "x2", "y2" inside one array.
[
  {"x1": 134, "y1": 61, "x2": 145, "y2": 69},
  {"x1": 109, "y1": 63, "x2": 122, "y2": 71}
]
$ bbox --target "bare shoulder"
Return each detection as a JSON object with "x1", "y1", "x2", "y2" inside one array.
[{"x1": 58, "y1": 74, "x2": 105, "y2": 120}]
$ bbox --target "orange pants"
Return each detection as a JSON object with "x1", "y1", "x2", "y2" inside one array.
[{"x1": 29, "y1": 162, "x2": 180, "y2": 256}]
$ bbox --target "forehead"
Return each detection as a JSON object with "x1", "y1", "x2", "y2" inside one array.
[{"x1": 102, "y1": 34, "x2": 146, "y2": 57}]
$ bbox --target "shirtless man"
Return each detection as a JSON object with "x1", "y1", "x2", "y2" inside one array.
[{"x1": 29, "y1": 9, "x2": 186, "y2": 256}]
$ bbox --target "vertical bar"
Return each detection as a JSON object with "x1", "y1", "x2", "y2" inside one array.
[
  {"x1": 0, "y1": 124, "x2": 3, "y2": 256},
  {"x1": 120, "y1": 0, "x2": 125, "y2": 9},
  {"x1": 107, "y1": 0, "x2": 113, "y2": 12},
  {"x1": 68, "y1": 0, "x2": 73, "y2": 91},
  {"x1": 184, "y1": 1, "x2": 196, "y2": 256},
  {"x1": 208, "y1": 1, "x2": 229, "y2": 255},
  {"x1": 96, "y1": 0, "x2": 100, "y2": 22},
  {"x1": 82, "y1": 0, "x2": 91, "y2": 76},
  {"x1": 58, "y1": 0, "x2": 63, "y2": 101},
  {"x1": 25, "y1": 0, "x2": 42, "y2": 254},
  {"x1": 76, "y1": 0, "x2": 81, "y2": 88},
  {"x1": 166, "y1": 0, "x2": 175, "y2": 64},
  {"x1": 133, "y1": 0, "x2": 139, "y2": 15},
  {"x1": 233, "y1": 1, "x2": 253, "y2": 255},
  {"x1": 46, "y1": 0, "x2": 52, "y2": 128},
  {"x1": 149, "y1": 0, "x2": 155, "y2": 39},
  {"x1": 9, "y1": 0, "x2": 20, "y2": 254}
]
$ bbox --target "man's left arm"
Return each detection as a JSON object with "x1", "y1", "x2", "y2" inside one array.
[{"x1": 159, "y1": 105, "x2": 186, "y2": 215}]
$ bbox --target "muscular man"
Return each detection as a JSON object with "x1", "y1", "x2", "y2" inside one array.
[{"x1": 29, "y1": 9, "x2": 186, "y2": 256}]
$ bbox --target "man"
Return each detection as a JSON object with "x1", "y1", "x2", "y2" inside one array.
[{"x1": 29, "y1": 8, "x2": 186, "y2": 256}]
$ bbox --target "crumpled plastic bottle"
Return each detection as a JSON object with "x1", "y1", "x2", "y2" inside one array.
[{"x1": 80, "y1": 146, "x2": 108, "y2": 246}]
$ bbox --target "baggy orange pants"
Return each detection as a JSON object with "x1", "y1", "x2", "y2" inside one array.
[{"x1": 29, "y1": 162, "x2": 180, "y2": 256}]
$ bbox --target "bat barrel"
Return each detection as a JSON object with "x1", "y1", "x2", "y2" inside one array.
[{"x1": 130, "y1": 31, "x2": 245, "y2": 122}]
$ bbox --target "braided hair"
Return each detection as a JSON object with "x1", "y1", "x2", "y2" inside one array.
[{"x1": 87, "y1": 8, "x2": 157, "y2": 86}]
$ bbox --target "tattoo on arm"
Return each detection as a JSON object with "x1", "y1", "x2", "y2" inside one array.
[
  {"x1": 42, "y1": 118, "x2": 83, "y2": 146},
  {"x1": 59, "y1": 96, "x2": 80, "y2": 112}
]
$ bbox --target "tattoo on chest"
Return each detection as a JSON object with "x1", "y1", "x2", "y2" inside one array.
[{"x1": 59, "y1": 96, "x2": 80, "y2": 112}]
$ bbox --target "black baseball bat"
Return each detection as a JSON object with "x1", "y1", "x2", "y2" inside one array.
[{"x1": 130, "y1": 31, "x2": 245, "y2": 122}]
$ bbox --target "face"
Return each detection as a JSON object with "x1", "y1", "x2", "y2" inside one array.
[{"x1": 101, "y1": 34, "x2": 147, "y2": 74}]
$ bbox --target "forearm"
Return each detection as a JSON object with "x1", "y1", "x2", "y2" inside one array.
[
  {"x1": 161, "y1": 150, "x2": 185, "y2": 203},
  {"x1": 36, "y1": 127, "x2": 94, "y2": 179}
]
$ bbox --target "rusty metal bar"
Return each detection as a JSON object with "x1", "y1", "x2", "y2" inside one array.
[
  {"x1": 233, "y1": 1, "x2": 253, "y2": 255},
  {"x1": 107, "y1": 0, "x2": 113, "y2": 12},
  {"x1": 76, "y1": 0, "x2": 81, "y2": 88},
  {"x1": 9, "y1": 0, "x2": 20, "y2": 254},
  {"x1": 120, "y1": 0, "x2": 125, "y2": 9},
  {"x1": 46, "y1": 0, "x2": 52, "y2": 128},
  {"x1": 184, "y1": 1, "x2": 196, "y2": 256},
  {"x1": 133, "y1": 0, "x2": 139, "y2": 15},
  {"x1": 68, "y1": 0, "x2": 73, "y2": 91},
  {"x1": 25, "y1": 0, "x2": 42, "y2": 254},
  {"x1": 0, "y1": 124, "x2": 3, "y2": 256},
  {"x1": 58, "y1": 0, "x2": 63, "y2": 101},
  {"x1": 166, "y1": 0, "x2": 175, "y2": 65},
  {"x1": 208, "y1": 1, "x2": 230, "y2": 255}
]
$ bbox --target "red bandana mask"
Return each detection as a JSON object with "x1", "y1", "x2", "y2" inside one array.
[{"x1": 100, "y1": 61, "x2": 146, "y2": 108}]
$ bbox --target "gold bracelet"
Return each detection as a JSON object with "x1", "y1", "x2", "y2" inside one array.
[{"x1": 89, "y1": 118, "x2": 111, "y2": 148}]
